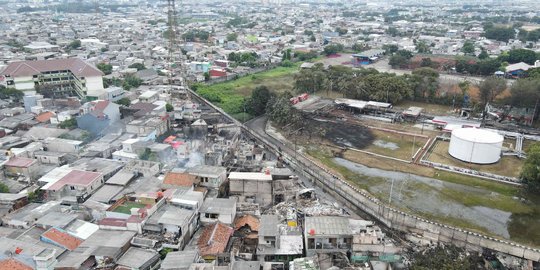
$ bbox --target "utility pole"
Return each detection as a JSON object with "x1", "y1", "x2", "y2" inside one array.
[
  {"x1": 167, "y1": 0, "x2": 178, "y2": 93},
  {"x1": 389, "y1": 177, "x2": 395, "y2": 204}
]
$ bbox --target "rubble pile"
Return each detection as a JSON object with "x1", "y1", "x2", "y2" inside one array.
[{"x1": 264, "y1": 198, "x2": 347, "y2": 219}]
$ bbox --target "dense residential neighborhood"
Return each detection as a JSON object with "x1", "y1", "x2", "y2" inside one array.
[{"x1": 0, "y1": 0, "x2": 539, "y2": 269}]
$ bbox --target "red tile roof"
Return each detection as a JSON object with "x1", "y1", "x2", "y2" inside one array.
[
  {"x1": 197, "y1": 222, "x2": 233, "y2": 257},
  {"x1": 93, "y1": 100, "x2": 110, "y2": 111},
  {"x1": 1, "y1": 58, "x2": 103, "y2": 77},
  {"x1": 234, "y1": 215, "x2": 260, "y2": 232},
  {"x1": 47, "y1": 169, "x2": 102, "y2": 191},
  {"x1": 4, "y1": 157, "x2": 36, "y2": 168},
  {"x1": 163, "y1": 172, "x2": 195, "y2": 187},
  {"x1": 35, "y1": 111, "x2": 55, "y2": 123},
  {"x1": 0, "y1": 258, "x2": 32, "y2": 270},
  {"x1": 42, "y1": 228, "x2": 83, "y2": 251}
]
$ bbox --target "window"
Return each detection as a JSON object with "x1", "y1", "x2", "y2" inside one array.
[
  {"x1": 70, "y1": 186, "x2": 75, "y2": 190},
  {"x1": 308, "y1": 238, "x2": 315, "y2": 249}
]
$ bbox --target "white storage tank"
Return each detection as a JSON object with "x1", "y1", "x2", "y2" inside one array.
[{"x1": 448, "y1": 128, "x2": 503, "y2": 164}]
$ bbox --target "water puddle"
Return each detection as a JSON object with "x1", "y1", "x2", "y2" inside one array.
[
  {"x1": 333, "y1": 157, "x2": 511, "y2": 238},
  {"x1": 373, "y1": 139, "x2": 399, "y2": 150}
]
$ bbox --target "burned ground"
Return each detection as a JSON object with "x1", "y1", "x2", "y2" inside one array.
[{"x1": 292, "y1": 117, "x2": 374, "y2": 149}]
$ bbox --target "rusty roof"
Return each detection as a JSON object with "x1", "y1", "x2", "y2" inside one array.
[
  {"x1": 41, "y1": 228, "x2": 83, "y2": 251},
  {"x1": 234, "y1": 215, "x2": 260, "y2": 232},
  {"x1": 35, "y1": 111, "x2": 55, "y2": 123},
  {"x1": 197, "y1": 222, "x2": 233, "y2": 257},
  {"x1": 163, "y1": 172, "x2": 195, "y2": 187},
  {"x1": 1, "y1": 58, "x2": 103, "y2": 77},
  {"x1": 0, "y1": 258, "x2": 32, "y2": 270}
]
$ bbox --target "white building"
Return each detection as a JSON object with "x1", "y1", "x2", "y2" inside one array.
[{"x1": 0, "y1": 58, "x2": 104, "y2": 99}]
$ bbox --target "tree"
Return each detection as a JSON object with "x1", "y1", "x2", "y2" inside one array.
[
  {"x1": 352, "y1": 43, "x2": 370, "y2": 52},
  {"x1": 385, "y1": 27, "x2": 399, "y2": 37},
  {"x1": 226, "y1": 32, "x2": 238, "y2": 42},
  {"x1": 323, "y1": 44, "x2": 344, "y2": 56},
  {"x1": 478, "y1": 49, "x2": 489, "y2": 60},
  {"x1": 128, "y1": 63, "x2": 146, "y2": 71},
  {"x1": 203, "y1": 72, "x2": 210, "y2": 81},
  {"x1": 123, "y1": 75, "x2": 143, "y2": 90},
  {"x1": 527, "y1": 68, "x2": 540, "y2": 79},
  {"x1": 166, "y1": 103, "x2": 174, "y2": 112},
  {"x1": 182, "y1": 30, "x2": 210, "y2": 42},
  {"x1": 478, "y1": 76, "x2": 506, "y2": 106},
  {"x1": 115, "y1": 97, "x2": 131, "y2": 107},
  {"x1": 58, "y1": 118, "x2": 77, "y2": 129},
  {"x1": 461, "y1": 40, "x2": 475, "y2": 55},
  {"x1": 396, "y1": 49, "x2": 413, "y2": 59},
  {"x1": 96, "y1": 63, "x2": 113, "y2": 75},
  {"x1": 280, "y1": 60, "x2": 293, "y2": 67},
  {"x1": 282, "y1": 49, "x2": 292, "y2": 61},
  {"x1": 266, "y1": 91, "x2": 300, "y2": 126},
  {"x1": 412, "y1": 67, "x2": 439, "y2": 100},
  {"x1": 68, "y1": 39, "x2": 81, "y2": 49},
  {"x1": 247, "y1": 86, "x2": 273, "y2": 116},
  {"x1": 294, "y1": 63, "x2": 327, "y2": 93},
  {"x1": 415, "y1": 40, "x2": 431, "y2": 54},
  {"x1": 389, "y1": 55, "x2": 407, "y2": 68},
  {"x1": 420, "y1": 58, "x2": 434, "y2": 68},
  {"x1": 509, "y1": 78, "x2": 540, "y2": 109},
  {"x1": 484, "y1": 27, "x2": 515, "y2": 42},
  {"x1": 477, "y1": 58, "x2": 501, "y2": 76},
  {"x1": 0, "y1": 86, "x2": 23, "y2": 101},
  {"x1": 507, "y1": 49, "x2": 537, "y2": 65},
  {"x1": 382, "y1": 44, "x2": 399, "y2": 54},
  {"x1": 295, "y1": 51, "x2": 318, "y2": 61},
  {"x1": 335, "y1": 27, "x2": 348, "y2": 36},
  {"x1": 0, "y1": 183, "x2": 9, "y2": 193},
  {"x1": 521, "y1": 142, "x2": 540, "y2": 192}
]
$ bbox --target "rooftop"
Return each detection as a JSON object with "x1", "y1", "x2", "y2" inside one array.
[
  {"x1": 117, "y1": 247, "x2": 159, "y2": 269},
  {"x1": 259, "y1": 215, "x2": 279, "y2": 237},
  {"x1": 197, "y1": 222, "x2": 233, "y2": 257},
  {"x1": 201, "y1": 198, "x2": 236, "y2": 215},
  {"x1": 235, "y1": 215, "x2": 260, "y2": 232},
  {"x1": 4, "y1": 157, "x2": 36, "y2": 168},
  {"x1": 158, "y1": 206, "x2": 195, "y2": 226},
  {"x1": 305, "y1": 216, "x2": 353, "y2": 236},
  {"x1": 0, "y1": 258, "x2": 32, "y2": 270},
  {"x1": 228, "y1": 172, "x2": 273, "y2": 181},
  {"x1": 41, "y1": 228, "x2": 83, "y2": 251},
  {"x1": 46, "y1": 169, "x2": 102, "y2": 191},
  {"x1": 1, "y1": 58, "x2": 103, "y2": 77},
  {"x1": 188, "y1": 165, "x2": 226, "y2": 177},
  {"x1": 163, "y1": 171, "x2": 196, "y2": 187},
  {"x1": 160, "y1": 250, "x2": 199, "y2": 270}
]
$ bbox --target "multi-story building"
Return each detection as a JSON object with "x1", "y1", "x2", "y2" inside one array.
[{"x1": 0, "y1": 58, "x2": 104, "y2": 99}]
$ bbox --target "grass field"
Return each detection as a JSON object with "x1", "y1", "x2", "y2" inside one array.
[
  {"x1": 427, "y1": 140, "x2": 523, "y2": 178},
  {"x1": 194, "y1": 63, "x2": 300, "y2": 121},
  {"x1": 113, "y1": 202, "x2": 148, "y2": 214},
  {"x1": 363, "y1": 129, "x2": 427, "y2": 160},
  {"x1": 246, "y1": 35, "x2": 258, "y2": 43}
]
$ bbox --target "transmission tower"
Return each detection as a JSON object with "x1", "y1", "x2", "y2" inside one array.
[{"x1": 167, "y1": 0, "x2": 178, "y2": 92}]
